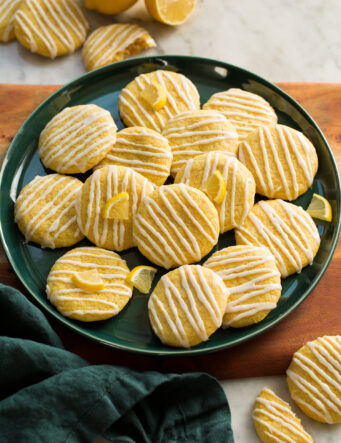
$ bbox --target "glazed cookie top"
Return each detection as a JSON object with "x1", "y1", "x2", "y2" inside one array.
[
  {"x1": 14, "y1": 0, "x2": 89, "y2": 58},
  {"x1": 203, "y1": 88, "x2": 277, "y2": 140},
  {"x1": 162, "y1": 110, "x2": 239, "y2": 176},
  {"x1": 97, "y1": 126, "x2": 172, "y2": 186},
  {"x1": 0, "y1": 0, "x2": 23, "y2": 42},
  {"x1": 133, "y1": 183, "x2": 220, "y2": 269},
  {"x1": 39, "y1": 104, "x2": 117, "y2": 174},
  {"x1": 118, "y1": 70, "x2": 200, "y2": 132},
  {"x1": 239, "y1": 124, "x2": 318, "y2": 200},
  {"x1": 14, "y1": 174, "x2": 84, "y2": 249},
  {"x1": 148, "y1": 265, "x2": 228, "y2": 348}
]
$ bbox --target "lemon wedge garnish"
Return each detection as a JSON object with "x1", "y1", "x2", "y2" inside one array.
[
  {"x1": 102, "y1": 192, "x2": 129, "y2": 220},
  {"x1": 72, "y1": 269, "x2": 105, "y2": 291},
  {"x1": 85, "y1": 0, "x2": 138, "y2": 15},
  {"x1": 126, "y1": 265, "x2": 157, "y2": 294},
  {"x1": 307, "y1": 193, "x2": 332, "y2": 222},
  {"x1": 201, "y1": 170, "x2": 227, "y2": 204},
  {"x1": 145, "y1": 0, "x2": 196, "y2": 25},
  {"x1": 140, "y1": 81, "x2": 167, "y2": 111}
]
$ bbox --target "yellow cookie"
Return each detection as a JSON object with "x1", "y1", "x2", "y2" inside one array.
[
  {"x1": 76, "y1": 165, "x2": 154, "y2": 251},
  {"x1": 253, "y1": 388, "x2": 313, "y2": 443},
  {"x1": 14, "y1": 174, "x2": 84, "y2": 249},
  {"x1": 133, "y1": 183, "x2": 220, "y2": 269},
  {"x1": 97, "y1": 126, "x2": 172, "y2": 186},
  {"x1": 203, "y1": 88, "x2": 277, "y2": 140},
  {"x1": 239, "y1": 124, "x2": 318, "y2": 200},
  {"x1": 14, "y1": 0, "x2": 89, "y2": 58},
  {"x1": 287, "y1": 335, "x2": 341, "y2": 424},
  {"x1": 118, "y1": 70, "x2": 200, "y2": 132},
  {"x1": 39, "y1": 105, "x2": 117, "y2": 174},
  {"x1": 235, "y1": 199, "x2": 320, "y2": 278},
  {"x1": 204, "y1": 245, "x2": 281, "y2": 328},
  {"x1": 162, "y1": 110, "x2": 239, "y2": 176},
  {"x1": 82, "y1": 23, "x2": 156, "y2": 71},
  {"x1": 46, "y1": 247, "x2": 132, "y2": 322},
  {"x1": 174, "y1": 152, "x2": 255, "y2": 233},
  {"x1": 148, "y1": 265, "x2": 228, "y2": 348},
  {"x1": 0, "y1": 0, "x2": 23, "y2": 42}
]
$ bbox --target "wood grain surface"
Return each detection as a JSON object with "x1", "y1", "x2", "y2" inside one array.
[{"x1": 0, "y1": 82, "x2": 340, "y2": 379}]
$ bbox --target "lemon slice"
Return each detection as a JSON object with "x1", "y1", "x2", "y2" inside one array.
[
  {"x1": 72, "y1": 269, "x2": 105, "y2": 291},
  {"x1": 307, "y1": 193, "x2": 332, "y2": 221},
  {"x1": 140, "y1": 81, "x2": 167, "y2": 111},
  {"x1": 102, "y1": 192, "x2": 129, "y2": 220},
  {"x1": 201, "y1": 170, "x2": 226, "y2": 204},
  {"x1": 85, "y1": 0, "x2": 138, "y2": 15},
  {"x1": 126, "y1": 265, "x2": 157, "y2": 294},
  {"x1": 145, "y1": 0, "x2": 196, "y2": 25}
]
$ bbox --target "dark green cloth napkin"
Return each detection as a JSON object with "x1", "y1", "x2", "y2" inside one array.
[{"x1": 0, "y1": 284, "x2": 234, "y2": 443}]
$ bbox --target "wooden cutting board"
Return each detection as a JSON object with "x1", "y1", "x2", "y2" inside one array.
[{"x1": 0, "y1": 82, "x2": 340, "y2": 379}]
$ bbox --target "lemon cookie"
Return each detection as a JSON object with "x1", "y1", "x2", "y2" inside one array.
[
  {"x1": 253, "y1": 388, "x2": 313, "y2": 443},
  {"x1": 39, "y1": 104, "x2": 117, "y2": 174},
  {"x1": 174, "y1": 152, "x2": 255, "y2": 233},
  {"x1": 235, "y1": 199, "x2": 320, "y2": 278},
  {"x1": 76, "y1": 165, "x2": 154, "y2": 252},
  {"x1": 203, "y1": 88, "x2": 277, "y2": 140},
  {"x1": 148, "y1": 265, "x2": 228, "y2": 348},
  {"x1": 46, "y1": 246, "x2": 132, "y2": 321},
  {"x1": 239, "y1": 124, "x2": 318, "y2": 200},
  {"x1": 0, "y1": 0, "x2": 23, "y2": 42},
  {"x1": 287, "y1": 335, "x2": 341, "y2": 424},
  {"x1": 204, "y1": 245, "x2": 281, "y2": 328},
  {"x1": 133, "y1": 183, "x2": 219, "y2": 269},
  {"x1": 118, "y1": 70, "x2": 200, "y2": 132},
  {"x1": 97, "y1": 126, "x2": 172, "y2": 186},
  {"x1": 82, "y1": 24, "x2": 156, "y2": 72},
  {"x1": 14, "y1": 174, "x2": 84, "y2": 249},
  {"x1": 14, "y1": 0, "x2": 88, "y2": 58}
]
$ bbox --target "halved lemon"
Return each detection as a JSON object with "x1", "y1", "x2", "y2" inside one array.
[
  {"x1": 145, "y1": 0, "x2": 196, "y2": 25},
  {"x1": 102, "y1": 192, "x2": 129, "y2": 220},
  {"x1": 307, "y1": 193, "x2": 332, "y2": 222},
  {"x1": 201, "y1": 170, "x2": 226, "y2": 204},
  {"x1": 72, "y1": 269, "x2": 105, "y2": 291},
  {"x1": 140, "y1": 81, "x2": 167, "y2": 111},
  {"x1": 126, "y1": 265, "x2": 157, "y2": 294},
  {"x1": 85, "y1": 0, "x2": 138, "y2": 15}
]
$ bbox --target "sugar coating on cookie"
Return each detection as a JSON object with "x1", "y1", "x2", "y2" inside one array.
[
  {"x1": 82, "y1": 23, "x2": 156, "y2": 71},
  {"x1": 39, "y1": 104, "x2": 117, "y2": 174},
  {"x1": 0, "y1": 0, "x2": 23, "y2": 42},
  {"x1": 76, "y1": 165, "x2": 154, "y2": 252},
  {"x1": 253, "y1": 388, "x2": 313, "y2": 443},
  {"x1": 14, "y1": 0, "x2": 89, "y2": 58},
  {"x1": 174, "y1": 152, "x2": 255, "y2": 233},
  {"x1": 162, "y1": 110, "x2": 239, "y2": 175},
  {"x1": 97, "y1": 126, "x2": 172, "y2": 186},
  {"x1": 235, "y1": 199, "x2": 320, "y2": 278},
  {"x1": 204, "y1": 245, "x2": 281, "y2": 328},
  {"x1": 119, "y1": 70, "x2": 200, "y2": 132},
  {"x1": 14, "y1": 174, "x2": 84, "y2": 249},
  {"x1": 148, "y1": 265, "x2": 228, "y2": 348},
  {"x1": 46, "y1": 247, "x2": 132, "y2": 322},
  {"x1": 203, "y1": 88, "x2": 277, "y2": 140},
  {"x1": 239, "y1": 124, "x2": 318, "y2": 200},
  {"x1": 133, "y1": 183, "x2": 220, "y2": 269},
  {"x1": 287, "y1": 335, "x2": 341, "y2": 424}
]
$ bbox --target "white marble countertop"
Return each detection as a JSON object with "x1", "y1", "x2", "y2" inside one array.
[{"x1": 1, "y1": 0, "x2": 341, "y2": 442}]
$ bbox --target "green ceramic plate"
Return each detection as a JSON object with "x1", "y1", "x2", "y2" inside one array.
[{"x1": 0, "y1": 56, "x2": 340, "y2": 356}]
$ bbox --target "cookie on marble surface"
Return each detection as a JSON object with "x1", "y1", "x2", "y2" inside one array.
[{"x1": 0, "y1": 0, "x2": 23, "y2": 42}]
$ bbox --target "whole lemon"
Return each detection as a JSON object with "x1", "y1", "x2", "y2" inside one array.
[{"x1": 85, "y1": 0, "x2": 138, "y2": 15}]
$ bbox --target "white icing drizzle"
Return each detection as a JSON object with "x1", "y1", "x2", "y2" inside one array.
[{"x1": 0, "y1": 0, "x2": 22, "y2": 41}]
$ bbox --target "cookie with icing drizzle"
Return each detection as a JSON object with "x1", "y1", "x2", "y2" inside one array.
[
  {"x1": 14, "y1": 0, "x2": 89, "y2": 58},
  {"x1": 162, "y1": 110, "x2": 239, "y2": 176},
  {"x1": 97, "y1": 126, "x2": 172, "y2": 186},
  {"x1": 203, "y1": 88, "x2": 277, "y2": 140},
  {"x1": 253, "y1": 388, "x2": 313, "y2": 443},
  {"x1": 148, "y1": 265, "x2": 228, "y2": 348},
  {"x1": 133, "y1": 183, "x2": 220, "y2": 269},
  {"x1": 46, "y1": 246, "x2": 132, "y2": 322},
  {"x1": 174, "y1": 152, "x2": 255, "y2": 233},
  {"x1": 118, "y1": 70, "x2": 200, "y2": 132},
  {"x1": 39, "y1": 104, "x2": 117, "y2": 174},
  {"x1": 14, "y1": 174, "x2": 84, "y2": 249},
  {"x1": 82, "y1": 23, "x2": 156, "y2": 72},
  {"x1": 0, "y1": 0, "x2": 23, "y2": 42},
  {"x1": 204, "y1": 245, "x2": 281, "y2": 328},
  {"x1": 287, "y1": 335, "x2": 341, "y2": 424},
  {"x1": 239, "y1": 124, "x2": 318, "y2": 200}
]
